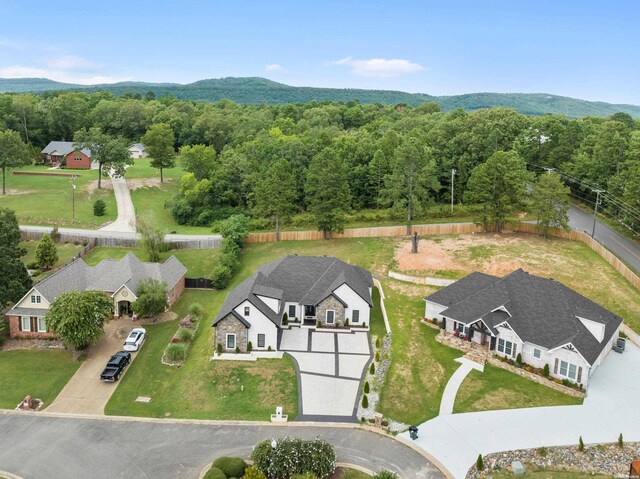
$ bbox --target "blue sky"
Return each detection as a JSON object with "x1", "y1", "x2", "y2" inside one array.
[{"x1": 0, "y1": 0, "x2": 638, "y2": 104}]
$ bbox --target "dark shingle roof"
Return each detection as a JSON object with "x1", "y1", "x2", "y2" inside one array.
[
  {"x1": 41, "y1": 141, "x2": 91, "y2": 158},
  {"x1": 430, "y1": 269, "x2": 623, "y2": 365},
  {"x1": 213, "y1": 255, "x2": 373, "y2": 327},
  {"x1": 424, "y1": 272, "x2": 500, "y2": 307}
]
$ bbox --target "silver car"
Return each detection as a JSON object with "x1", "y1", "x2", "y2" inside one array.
[{"x1": 123, "y1": 327, "x2": 146, "y2": 351}]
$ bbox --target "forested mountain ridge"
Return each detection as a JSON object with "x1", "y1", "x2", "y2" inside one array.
[{"x1": 1, "y1": 77, "x2": 639, "y2": 118}]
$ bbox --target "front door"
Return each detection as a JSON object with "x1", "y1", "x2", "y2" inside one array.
[
  {"x1": 489, "y1": 336, "x2": 497, "y2": 351},
  {"x1": 119, "y1": 301, "x2": 131, "y2": 316}
]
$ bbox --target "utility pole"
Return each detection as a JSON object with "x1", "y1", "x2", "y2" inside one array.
[
  {"x1": 71, "y1": 175, "x2": 77, "y2": 221},
  {"x1": 451, "y1": 168, "x2": 456, "y2": 213},
  {"x1": 591, "y1": 189, "x2": 605, "y2": 238}
]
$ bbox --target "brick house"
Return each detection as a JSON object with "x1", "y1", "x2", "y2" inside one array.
[
  {"x1": 41, "y1": 141, "x2": 93, "y2": 169},
  {"x1": 7, "y1": 252, "x2": 187, "y2": 338},
  {"x1": 212, "y1": 255, "x2": 373, "y2": 353},
  {"x1": 424, "y1": 269, "x2": 623, "y2": 389}
]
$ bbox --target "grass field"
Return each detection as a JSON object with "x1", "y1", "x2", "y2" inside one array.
[
  {"x1": 21, "y1": 240, "x2": 83, "y2": 280},
  {"x1": 370, "y1": 287, "x2": 387, "y2": 340},
  {"x1": 0, "y1": 165, "x2": 116, "y2": 227},
  {"x1": 454, "y1": 364, "x2": 583, "y2": 413},
  {"x1": 0, "y1": 350, "x2": 81, "y2": 409},
  {"x1": 491, "y1": 468, "x2": 612, "y2": 479}
]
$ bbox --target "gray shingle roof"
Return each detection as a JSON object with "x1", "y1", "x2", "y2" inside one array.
[
  {"x1": 31, "y1": 252, "x2": 186, "y2": 303},
  {"x1": 213, "y1": 255, "x2": 373, "y2": 327},
  {"x1": 424, "y1": 272, "x2": 500, "y2": 307},
  {"x1": 129, "y1": 143, "x2": 145, "y2": 150},
  {"x1": 8, "y1": 307, "x2": 47, "y2": 317},
  {"x1": 41, "y1": 141, "x2": 91, "y2": 158},
  {"x1": 429, "y1": 269, "x2": 623, "y2": 365}
]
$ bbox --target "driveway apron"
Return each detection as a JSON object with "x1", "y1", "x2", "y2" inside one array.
[{"x1": 46, "y1": 316, "x2": 139, "y2": 415}]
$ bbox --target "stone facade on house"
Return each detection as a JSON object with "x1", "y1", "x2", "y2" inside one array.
[
  {"x1": 215, "y1": 314, "x2": 248, "y2": 352},
  {"x1": 316, "y1": 295, "x2": 346, "y2": 326}
]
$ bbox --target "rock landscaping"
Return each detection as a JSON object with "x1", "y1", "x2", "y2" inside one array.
[
  {"x1": 161, "y1": 303, "x2": 203, "y2": 366},
  {"x1": 467, "y1": 442, "x2": 640, "y2": 478},
  {"x1": 1, "y1": 338, "x2": 65, "y2": 351}
]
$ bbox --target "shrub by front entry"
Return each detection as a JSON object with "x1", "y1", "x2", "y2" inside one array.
[
  {"x1": 212, "y1": 457, "x2": 247, "y2": 478},
  {"x1": 203, "y1": 466, "x2": 227, "y2": 479}
]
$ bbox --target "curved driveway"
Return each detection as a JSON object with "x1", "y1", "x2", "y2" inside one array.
[{"x1": 0, "y1": 413, "x2": 445, "y2": 479}]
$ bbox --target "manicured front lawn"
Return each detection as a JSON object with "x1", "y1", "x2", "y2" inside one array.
[
  {"x1": 105, "y1": 289, "x2": 299, "y2": 420},
  {"x1": 369, "y1": 286, "x2": 387, "y2": 340},
  {"x1": 0, "y1": 350, "x2": 81, "y2": 409},
  {"x1": 0, "y1": 165, "x2": 116, "y2": 227},
  {"x1": 453, "y1": 364, "x2": 583, "y2": 413},
  {"x1": 377, "y1": 279, "x2": 462, "y2": 425},
  {"x1": 21, "y1": 240, "x2": 83, "y2": 280}
]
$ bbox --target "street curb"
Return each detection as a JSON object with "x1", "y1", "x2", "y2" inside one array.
[{"x1": 0, "y1": 469, "x2": 24, "y2": 479}]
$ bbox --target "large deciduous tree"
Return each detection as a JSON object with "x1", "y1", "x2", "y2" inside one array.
[
  {"x1": 530, "y1": 172, "x2": 571, "y2": 238},
  {"x1": 0, "y1": 207, "x2": 31, "y2": 306},
  {"x1": 45, "y1": 290, "x2": 113, "y2": 350},
  {"x1": 137, "y1": 217, "x2": 167, "y2": 262},
  {"x1": 464, "y1": 150, "x2": 531, "y2": 231},
  {"x1": 131, "y1": 279, "x2": 168, "y2": 318},
  {"x1": 305, "y1": 148, "x2": 351, "y2": 239},
  {"x1": 252, "y1": 158, "x2": 297, "y2": 240},
  {"x1": 0, "y1": 129, "x2": 31, "y2": 195},
  {"x1": 178, "y1": 144, "x2": 216, "y2": 181},
  {"x1": 381, "y1": 136, "x2": 438, "y2": 235},
  {"x1": 142, "y1": 123, "x2": 176, "y2": 182},
  {"x1": 74, "y1": 127, "x2": 132, "y2": 188},
  {"x1": 35, "y1": 233, "x2": 58, "y2": 270}
]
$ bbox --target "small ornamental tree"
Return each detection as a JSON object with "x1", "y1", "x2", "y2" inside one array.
[
  {"x1": 132, "y1": 278, "x2": 168, "y2": 318},
  {"x1": 578, "y1": 436, "x2": 585, "y2": 452},
  {"x1": 476, "y1": 454, "x2": 484, "y2": 471},
  {"x1": 516, "y1": 353, "x2": 522, "y2": 366},
  {"x1": 282, "y1": 312, "x2": 289, "y2": 325},
  {"x1": 45, "y1": 290, "x2": 113, "y2": 350},
  {"x1": 251, "y1": 437, "x2": 336, "y2": 479},
  {"x1": 619, "y1": 433, "x2": 624, "y2": 448},
  {"x1": 364, "y1": 381, "x2": 370, "y2": 394},
  {"x1": 543, "y1": 363, "x2": 550, "y2": 377},
  {"x1": 370, "y1": 362, "x2": 375, "y2": 375},
  {"x1": 35, "y1": 234, "x2": 58, "y2": 270},
  {"x1": 93, "y1": 199, "x2": 106, "y2": 216},
  {"x1": 362, "y1": 394, "x2": 369, "y2": 408}
]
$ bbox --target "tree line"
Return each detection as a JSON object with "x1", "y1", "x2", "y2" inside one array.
[{"x1": 0, "y1": 91, "x2": 638, "y2": 236}]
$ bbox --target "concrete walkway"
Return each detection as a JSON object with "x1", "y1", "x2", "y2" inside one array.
[
  {"x1": 439, "y1": 357, "x2": 484, "y2": 416},
  {"x1": 403, "y1": 344, "x2": 640, "y2": 479},
  {"x1": 99, "y1": 175, "x2": 136, "y2": 233},
  {"x1": 46, "y1": 316, "x2": 138, "y2": 414}
]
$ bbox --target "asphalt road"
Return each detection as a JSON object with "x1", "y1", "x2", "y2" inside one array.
[
  {"x1": 567, "y1": 205, "x2": 640, "y2": 274},
  {"x1": 0, "y1": 413, "x2": 444, "y2": 479}
]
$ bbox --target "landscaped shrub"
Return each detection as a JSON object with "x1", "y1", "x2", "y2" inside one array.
[
  {"x1": 243, "y1": 466, "x2": 267, "y2": 479},
  {"x1": 217, "y1": 343, "x2": 223, "y2": 355},
  {"x1": 543, "y1": 363, "x2": 550, "y2": 377},
  {"x1": 516, "y1": 353, "x2": 522, "y2": 365},
  {"x1": 345, "y1": 318, "x2": 349, "y2": 327},
  {"x1": 362, "y1": 394, "x2": 368, "y2": 408},
  {"x1": 373, "y1": 471, "x2": 398, "y2": 479},
  {"x1": 247, "y1": 341, "x2": 253, "y2": 352},
  {"x1": 476, "y1": 454, "x2": 484, "y2": 471},
  {"x1": 291, "y1": 474, "x2": 316, "y2": 479},
  {"x1": 282, "y1": 312, "x2": 288, "y2": 325},
  {"x1": 212, "y1": 457, "x2": 247, "y2": 478},
  {"x1": 370, "y1": 362, "x2": 375, "y2": 374},
  {"x1": 578, "y1": 436, "x2": 585, "y2": 452},
  {"x1": 619, "y1": 433, "x2": 624, "y2": 448},
  {"x1": 268, "y1": 345, "x2": 272, "y2": 351},
  {"x1": 375, "y1": 351, "x2": 380, "y2": 362},
  {"x1": 364, "y1": 381, "x2": 370, "y2": 394},
  {"x1": 165, "y1": 343, "x2": 187, "y2": 361},
  {"x1": 188, "y1": 302, "x2": 204, "y2": 318},
  {"x1": 251, "y1": 437, "x2": 336, "y2": 479},
  {"x1": 203, "y1": 466, "x2": 227, "y2": 479},
  {"x1": 93, "y1": 199, "x2": 106, "y2": 216},
  {"x1": 176, "y1": 327, "x2": 194, "y2": 342},
  {"x1": 235, "y1": 346, "x2": 240, "y2": 354},
  {"x1": 180, "y1": 318, "x2": 193, "y2": 328}
]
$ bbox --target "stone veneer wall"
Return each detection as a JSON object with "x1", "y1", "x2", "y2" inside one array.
[
  {"x1": 215, "y1": 315, "x2": 248, "y2": 352},
  {"x1": 316, "y1": 295, "x2": 346, "y2": 326}
]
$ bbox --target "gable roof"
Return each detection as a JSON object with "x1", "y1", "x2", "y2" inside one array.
[
  {"x1": 424, "y1": 272, "x2": 501, "y2": 308},
  {"x1": 27, "y1": 252, "x2": 186, "y2": 304},
  {"x1": 427, "y1": 269, "x2": 623, "y2": 365},
  {"x1": 213, "y1": 255, "x2": 373, "y2": 327},
  {"x1": 42, "y1": 141, "x2": 91, "y2": 158},
  {"x1": 128, "y1": 143, "x2": 145, "y2": 150}
]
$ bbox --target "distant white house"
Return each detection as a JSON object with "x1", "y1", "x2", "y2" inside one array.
[
  {"x1": 128, "y1": 143, "x2": 147, "y2": 159},
  {"x1": 424, "y1": 269, "x2": 623, "y2": 388}
]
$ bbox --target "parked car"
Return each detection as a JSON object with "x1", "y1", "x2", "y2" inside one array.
[
  {"x1": 100, "y1": 351, "x2": 131, "y2": 382},
  {"x1": 123, "y1": 327, "x2": 146, "y2": 351}
]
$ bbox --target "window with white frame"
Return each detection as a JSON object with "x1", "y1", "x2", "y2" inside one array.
[
  {"x1": 352, "y1": 310, "x2": 360, "y2": 323},
  {"x1": 533, "y1": 348, "x2": 541, "y2": 359},
  {"x1": 258, "y1": 334, "x2": 265, "y2": 348},
  {"x1": 497, "y1": 338, "x2": 513, "y2": 356},
  {"x1": 288, "y1": 305, "x2": 296, "y2": 318},
  {"x1": 244, "y1": 306, "x2": 250, "y2": 316},
  {"x1": 226, "y1": 334, "x2": 236, "y2": 349},
  {"x1": 558, "y1": 360, "x2": 578, "y2": 381},
  {"x1": 21, "y1": 316, "x2": 30, "y2": 331},
  {"x1": 37, "y1": 317, "x2": 46, "y2": 333},
  {"x1": 326, "y1": 310, "x2": 335, "y2": 324},
  {"x1": 456, "y1": 322, "x2": 465, "y2": 333},
  {"x1": 31, "y1": 295, "x2": 41, "y2": 304}
]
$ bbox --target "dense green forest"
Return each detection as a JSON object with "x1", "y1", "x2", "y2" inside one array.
[
  {"x1": 0, "y1": 89, "x2": 638, "y2": 237},
  {"x1": 1, "y1": 77, "x2": 640, "y2": 118}
]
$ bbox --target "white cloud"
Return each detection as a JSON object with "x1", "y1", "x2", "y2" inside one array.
[
  {"x1": 46, "y1": 55, "x2": 97, "y2": 70},
  {"x1": 0, "y1": 65, "x2": 131, "y2": 85},
  {"x1": 265, "y1": 63, "x2": 284, "y2": 72},
  {"x1": 329, "y1": 56, "x2": 425, "y2": 77}
]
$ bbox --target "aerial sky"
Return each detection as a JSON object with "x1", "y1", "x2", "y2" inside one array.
[{"x1": 0, "y1": 0, "x2": 638, "y2": 104}]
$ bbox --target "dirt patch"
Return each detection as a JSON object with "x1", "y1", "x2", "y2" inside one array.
[
  {"x1": 139, "y1": 311, "x2": 178, "y2": 324},
  {"x1": 86, "y1": 177, "x2": 171, "y2": 196},
  {"x1": 2, "y1": 188, "x2": 36, "y2": 196},
  {"x1": 1, "y1": 339, "x2": 66, "y2": 351},
  {"x1": 86, "y1": 179, "x2": 113, "y2": 195}
]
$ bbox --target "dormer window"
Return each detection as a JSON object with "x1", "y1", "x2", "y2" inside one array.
[{"x1": 31, "y1": 295, "x2": 41, "y2": 304}]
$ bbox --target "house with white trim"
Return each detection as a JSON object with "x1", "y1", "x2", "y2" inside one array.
[
  {"x1": 128, "y1": 143, "x2": 147, "y2": 159},
  {"x1": 212, "y1": 255, "x2": 373, "y2": 353},
  {"x1": 7, "y1": 252, "x2": 186, "y2": 338},
  {"x1": 424, "y1": 269, "x2": 623, "y2": 388}
]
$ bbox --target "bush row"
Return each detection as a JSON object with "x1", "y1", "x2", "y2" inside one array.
[
  {"x1": 162, "y1": 303, "x2": 203, "y2": 365},
  {"x1": 251, "y1": 437, "x2": 336, "y2": 479}
]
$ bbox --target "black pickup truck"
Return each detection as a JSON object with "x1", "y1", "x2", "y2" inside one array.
[{"x1": 100, "y1": 351, "x2": 131, "y2": 382}]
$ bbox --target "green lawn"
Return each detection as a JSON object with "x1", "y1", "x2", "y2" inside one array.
[
  {"x1": 124, "y1": 158, "x2": 184, "y2": 180},
  {"x1": 105, "y1": 289, "x2": 298, "y2": 420},
  {"x1": 0, "y1": 165, "x2": 116, "y2": 228},
  {"x1": 81, "y1": 246, "x2": 220, "y2": 278},
  {"x1": 332, "y1": 467, "x2": 371, "y2": 478},
  {"x1": 370, "y1": 286, "x2": 387, "y2": 340},
  {"x1": 491, "y1": 468, "x2": 612, "y2": 479},
  {"x1": 0, "y1": 350, "x2": 81, "y2": 409},
  {"x1": 21, "y1": 240, "x2": 83, "y2": 280},
  {"x1": 453, "y1": 364, "x2": 583, "y2": 413}
]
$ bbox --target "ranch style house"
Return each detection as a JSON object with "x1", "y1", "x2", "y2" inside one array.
[
  {"x1": 212, "y1": 255, "x2": 373, "y2": 353},
  {"x1": 7, "y1": 252, "x2": 187, "y2": 338},
  {"x1": 41, "y1": 141, "x2": 94, "y2": 169},
  {"x1": 128, "y1": 143, "x2": 147, "y2": 159},
  {"x1": 424, "y1": 269, "x2": 623, "y2": 388}
]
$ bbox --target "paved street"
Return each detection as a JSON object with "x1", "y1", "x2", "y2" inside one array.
[
  {"x1": 0, "y1": 414, "x2": 444, "y2": 479},
  {"x1": 99, "y1": 176, "x2": 136, "y2": 233},
  {"x1": 403, "y1": 343, "x2": 640, "y2": 479}
]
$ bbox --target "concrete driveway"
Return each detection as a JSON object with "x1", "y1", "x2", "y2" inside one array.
[
  {"x1": 280, "y1": 328, "x2": 371, "y2": 419},
  {"x1": 404, "y1": 343, "x2": 640, "y2": 479},
  {"x1": 46, "y1": 316, "x2": 139, "y2": 415},
  {"x1": 99, "y1": 175, "x2": 136, "y2": 233}
]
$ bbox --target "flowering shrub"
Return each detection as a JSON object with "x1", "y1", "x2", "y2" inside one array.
[
  {"x1": 251, "y1": 437, "x2": 336, "y2": 479},
  {"x1": 180, "y1": 318, "x2": 193, "y2": 328}
]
